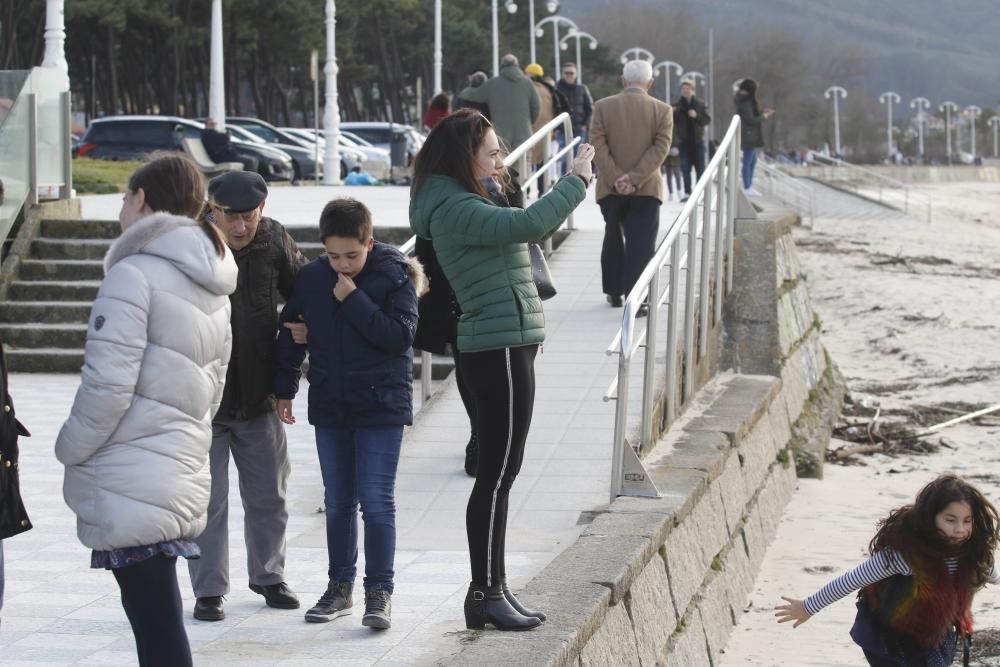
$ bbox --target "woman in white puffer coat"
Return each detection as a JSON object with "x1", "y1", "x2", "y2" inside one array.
[{"x1": 55, "y1": 154, "x2": 236, "y2": 667}]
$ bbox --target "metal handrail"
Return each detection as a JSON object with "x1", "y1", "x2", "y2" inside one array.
[
  {"x1": 806, "y1": 153, "x2": 932, "y2": 223},
  {"x1": 406, "y1": 112, "x2": 578, "y2": 403},
  {"x1": 603, "y1": 115, "x2": 743, "y2": 502},
  {"x1": 757, "y1": 160, "x2": 814, "y2": 227}
]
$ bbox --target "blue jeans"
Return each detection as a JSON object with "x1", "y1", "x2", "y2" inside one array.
[
  {"x1": 314, "y1": 425, "x2": 402, "y2": 592},
  {"x1": 742, "y1": 147, "x2": 759, "y2": 189},
  {"x1": 679, "y1": 141, "x2": 706, "y2": 194}
]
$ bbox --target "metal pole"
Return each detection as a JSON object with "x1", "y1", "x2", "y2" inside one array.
[
  {"x1": 311, "y1": 50, "x2": 320, "y2": 185},
  {"x1": 833, "y1": 94, "x2": 841, "y2": 156},
  {"x1": 209, "y1": 0, "x2": 225, "y2": 128},
  {"x1": 990, "y1": 118, "x2": 1000, "y2": 158},
  {"x1": 713, "y1": 158, "x2": 725, "y2": 323},
  {"x1": 708, "y1": 28, "x2": 715, "y2": 142},
  {"x1": 322, "y1": 0, "x2": 342, "y2": 185},
  {"x1": 664, "y1": 237, "x2": 681, "y2": 426},
  {"x1": 42, "y1": 0, "x2": 70, "y2": 90},
  {"x1": 552, "y1": 23, "x2": 560, "y2": 75},
  {"x1": 698, "y1": 179, "x2": 713, "y2": 358},
  {"x1": 609, "y1": 352, "x2": 630, "y2": 502},
  {"x1": 683, "y1": 208, "x2": 697, "y2": 400},
  {"x1": 492, "y1": 0, "x2": 499, "y2": 76},
  {"x1": 576, "y1": 35, "x2": 582, "y2": 84},
  {"x1": 28, "y1": 94, "x2": 38, "y2": 206},
  {"x1": 60, "y1": 91, "x2": 72, "y2": 199},
  {"x1": 433, "y1": 0, "x2": 442, "y2": 94},
  {"x1": 727, "y1": 128, "x2": 739, "y2": 293},
  {"x1": 640, "y1": 271, "x2": 660, "y2": 449},
  {"x1": 529, "y1": 0, "x2": 536, "y2": 65},
  {"x1": 421, "y1": 351, "x2": 432, "y2": 401}
]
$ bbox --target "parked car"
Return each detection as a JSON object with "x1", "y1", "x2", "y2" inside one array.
[
  {"x1": 280, "y1": 127, "x2": 392, "y2": 181},
  {"x1": 225, "y1": 124, "x2": 327, "y2": 181},
  {"x1": 339, "y1": 122, "x2": 426, "y2": 168},
  {"x1": 77, "y1": 116, "x2": 295, "y2": 181}
]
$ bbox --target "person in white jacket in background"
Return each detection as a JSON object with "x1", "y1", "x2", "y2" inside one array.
[{"x1": 55, "y1": 154, "x2": 237, "y2": 667}]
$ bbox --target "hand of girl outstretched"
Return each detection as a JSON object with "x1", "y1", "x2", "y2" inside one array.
[
  {"x1": 774, "y1": 596, "x2": 810, "y2": 627},
  {"x1": 571, "y1": 143, "x2": 596, "y2": 183}
]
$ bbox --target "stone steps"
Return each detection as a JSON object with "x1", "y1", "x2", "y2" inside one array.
[
  {"x1": 0, "y1": 302, "x2": 94, "y2": 324},
  {"x1": 1, "y1": 323, "x2": 89, "y2": 348},
  {"x1": 19, "y1": 259, "x2": 105, "y2": 281},
  {"x1": 8, "y1": 281, "x2": 102, "y2": 301}
]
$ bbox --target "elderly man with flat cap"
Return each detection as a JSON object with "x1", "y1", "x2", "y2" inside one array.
[{"x1": 189, "y1": 171, "x2": 307, "y2": 621}]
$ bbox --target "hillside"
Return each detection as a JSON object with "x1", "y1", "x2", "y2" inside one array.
[{"x1": 567, "y1": 0, "x2": 1000, "y2": 108}]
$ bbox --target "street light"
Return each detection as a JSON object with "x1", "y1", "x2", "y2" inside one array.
[
  {"x1": 652, "y1": 60, "x2": 683, "y2": 103},
  {"x1": 619, "y1": 47, "x2": 655, "y2": 64},
  {"x1": 878, "y1": 91, "x2": 900, "y2": 159},
  {"x1": 559, "y1": 30, "x2": 598, "y2": 84},
  {"x1": 824, "y1": 86, "x2": 847, "y2": 156},
  {"x1": 939, "y1": 101, "x2": 958, "y2": 165},
  {"x1": 506, "y1": 0, "x2": 558, "y2": 67},
  {"x1": 322, "y1": 0, "x2": 341, "y2": 185},
  {"x1": 909, "y1": 97, "x2": 930, "y2": 158},
  {"x1": 988, "y1": 116, "x2": 1000, "y2": 158},
  {"x1": 534, "y1": 15, "x2": 578, "y2": 75},
  {"x1": 433, "y1": 0, "x2": 442, "y2": 93},
  {"x1": 964, "y1": 105, "x2": 982, "y2": 159},
  {"x1": 492, "y1": 1, "x2": 520, "y2": 76},
  {"x1": 209, "y1": 0, "x2": 225, "y2": 128}
]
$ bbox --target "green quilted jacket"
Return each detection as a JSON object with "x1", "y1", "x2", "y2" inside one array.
[{"x1": 409, "y1": 174, "x2": 587, "y2": 352}]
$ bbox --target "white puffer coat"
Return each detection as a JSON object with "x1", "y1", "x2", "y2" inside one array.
[{"x1": 56, "y1": 212, "x2": 237, "y2": 550}]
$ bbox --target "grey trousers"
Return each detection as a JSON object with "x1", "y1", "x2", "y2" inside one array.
[{"x1": 189, "y1": 411, "x2": 291, "y2": 598}]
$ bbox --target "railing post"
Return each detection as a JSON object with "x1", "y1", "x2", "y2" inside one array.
[
  {"x1": 663, "y1": 237, "x2": 681, "y2": 427},
  {"x1": 726, "y1": 130, "x2": 739, "y2": 293},
  {"x1": 565, "y1": 116, "x2": 576, "y2": 231},
  {"x1": 683, "y1": 208, "x2": 697, "y2": 400},
  {"x1": 27, "y1": 94, "x2": 38, "y2": 206},
  {"x1": 609, "y1": 351, "x2": 630, "y2": 502},
  {"x1": 698, "y1": 179, "x2": 713, "y2": 359},
  {"x1": 421, "y1": 350, "x2": 433, "y2": 402},
  {"x1": 60, "y1": 91, "x2": 73, "y2": 199},
  {"x1": 714, "y1": 155, "x2": 726, "y2": 323},
  {"x1": 640, "y1": 272, "x2": 659, "y2": 449}
]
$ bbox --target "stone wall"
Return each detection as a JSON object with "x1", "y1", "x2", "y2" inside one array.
[{"x1": 440, "y1": 202, "x2": 841, "y2": 666}]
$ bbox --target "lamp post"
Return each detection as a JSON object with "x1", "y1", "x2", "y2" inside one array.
[
  {"x1": 534, "y1": 15, "x2": 578, "y2": 75},
  {"x1": 652, "y1": 60, "x2": 683, "y2": 103},
  {"x1": 508, "y1": 0, "x2": 559, "y2": 67},
  {"x1": 42, "y1": 0, "x2": 69, "y2": 91},
  {"x1": 433, "y1": 0, "x2": 442, "y2": 93},
  {"x1": 322, "y1": 0, "x2": 341, "y2": 185},
  {"x1": 620, "y1": 47, "x2": 655, "y2": 64},
  {"x1": 939, "y1": 101, "x2": 958, "y2": 165},
  {"x1": 559, "y1": 30, "x2": 598, "y2": 84},
  {"x1": 824, "y1": 86, "x2": 847, "y2": 156},
  {"x1": 878, "y1": 91, "x2": 900, "y2": 159},
  {"x1": 964, "y1": 105, "x2": 982, "y2": 159},
  {"x1": 988, "y1": 116, "x2": 1000, "y2": 158},
  {"x1": 209, "y1": 0, "x2": 225, "y2": 128},
  {"x1": 494, "y1": 0, "x2": 519, "y2": 76},
  {"x1": 909, "y1": 97, "x2": 930, "y2": 158}
]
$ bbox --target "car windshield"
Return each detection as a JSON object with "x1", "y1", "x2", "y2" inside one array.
[
  {"x1": 341, "y1": 131, "x2": 373, "y2": 148},
  {"x1": 228, "y1": 126, "x2": 265, "y2": 143}
]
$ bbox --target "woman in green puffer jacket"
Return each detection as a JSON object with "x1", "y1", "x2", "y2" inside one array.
[{"x1": 409, "y1": 108, "x2": 594, "y2": 632}]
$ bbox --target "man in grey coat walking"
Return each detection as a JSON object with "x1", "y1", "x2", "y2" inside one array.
[{"x1": 456, "y1": 53, "x2": 540, "y2": 150}]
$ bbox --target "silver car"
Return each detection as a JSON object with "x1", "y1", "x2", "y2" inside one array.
[{"x1": 281, "y1": 127, "x2": 392, "y2": 181}]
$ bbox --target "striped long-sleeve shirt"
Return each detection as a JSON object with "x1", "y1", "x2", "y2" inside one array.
[{"x1": 803, "y1": 549, "x2": 999, "y2": 617}]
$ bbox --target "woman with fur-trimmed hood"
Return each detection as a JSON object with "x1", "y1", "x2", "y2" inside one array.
[{"x1": 56, "y1": 154, "x2": 236, "y2": 667}]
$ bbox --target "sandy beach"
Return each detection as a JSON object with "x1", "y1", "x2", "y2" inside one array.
[{"x1": 721, "y1": 181, "x2": 1000, "y2": 666}]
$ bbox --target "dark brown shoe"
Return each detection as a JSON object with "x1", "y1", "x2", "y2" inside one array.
[
  {"x1": 193, "y1": 596, "x2": 225, "y2": 621},
  {"x1": 249, "y1": 581, "x2": 300, "y2": 609}
]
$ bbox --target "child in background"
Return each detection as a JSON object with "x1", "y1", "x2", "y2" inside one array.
[
  {"x1": 274, "y1": 198, "x2": 425, "y2": 630},
  {"x1": 776, "y1": 474, "x2": 1000, "y2": 666}
]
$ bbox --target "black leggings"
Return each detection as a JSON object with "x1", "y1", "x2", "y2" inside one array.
[
  {"x1": 112, "y1": 554, "x2": 193, "y2": 667},
  {"x1": 459, "y1": 344, "x2": 538, "y2": 587}
]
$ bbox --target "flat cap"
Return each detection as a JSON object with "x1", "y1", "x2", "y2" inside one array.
[{"x1": 208, "y1": 171, "x2": 268, "y2": 212}]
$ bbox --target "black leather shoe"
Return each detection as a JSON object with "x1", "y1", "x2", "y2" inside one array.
[
  {"x1": 607, "y1": 294, "x2": 623, "y2": 308},
  {"x1": 249, "y1": 581, "x2": 300, "y2": 609},
  {"x1": 502, "y1": 581, "x2": 546, "y2": 622},
  {"x1": 193, "y1": 596, "x2": 225, "y2": 621},
  {"x1": 464, "y1": 584, "x2": 540, "y2": 631},
  {"x1": 464, "y1": 436, "x2": 478, "y2": 477}
]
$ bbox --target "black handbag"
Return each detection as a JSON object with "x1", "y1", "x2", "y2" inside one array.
[
  {"x1": 529, "y1": 243, "x2": 557, "y2": 301},
  {"x1": 0, "y1": 357, "x2": 32, "y2": 540}
]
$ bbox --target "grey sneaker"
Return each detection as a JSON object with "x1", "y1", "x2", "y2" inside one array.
[
  {"x1": 362, "y1": 589, "x2": 392, "y2": 630},
  {"x1": 304, "y1": 581, "x2": 353, "y2": 623}
]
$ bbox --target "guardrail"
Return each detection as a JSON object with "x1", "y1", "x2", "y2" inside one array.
[
  {"x1": 602, "y1": 116, "x2": 743, "y2": 502},
  {"x1": 405, "y1": 112, "x2": 579, "y2": 402},
  {"x1": 0, "y1": 68, "x2": 73, "y2": 249},
  {"x1": 804, "y1": 153, "x2": 932, "y2": 223},
  {"x1": 757, "y1": 159, "x2": 814, "y2": 227}
]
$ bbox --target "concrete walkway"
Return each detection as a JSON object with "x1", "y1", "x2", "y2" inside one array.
[{"x1": 3, "y1": 184, "x2": 685, "y2": 666}]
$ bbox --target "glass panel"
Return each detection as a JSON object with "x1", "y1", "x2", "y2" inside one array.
[
  {"x1": 0, "y1": 82, "x2": 32, "y2": 244},
  {"x1": 0, "y1": 71, "x2": 30, "y2": 130},
  {"x1": 30, "y1": 67, "x2": 69, "y2": 192}
]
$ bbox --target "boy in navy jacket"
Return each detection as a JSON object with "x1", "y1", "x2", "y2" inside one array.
[{"x1": 275, "y1": 198, "x2": 425, "y2": 630}]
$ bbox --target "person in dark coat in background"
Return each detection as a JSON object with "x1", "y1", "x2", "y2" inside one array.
[
  {"x1": 201, "y1": 119, "x2": 259, "y2": 174},
  {"x1": 556, "y1": 62, "x2": 594, "y2": 147},
  {"x1": 275, "y1": 198, "x2": 425, "y2": 631},
  {"x1": 673, "y1": 79, "x2": 711, "y2": 201},
  {"x1": 455, "y1": 70, "x2": 491, "y2": 118},
  {"x1": 734, "y1": 77, "x2": 774, "y2": 193}
]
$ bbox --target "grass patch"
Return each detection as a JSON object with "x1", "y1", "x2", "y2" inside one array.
[{"x1": 73, "y1": 158, "x2": 142, "y2": 194}]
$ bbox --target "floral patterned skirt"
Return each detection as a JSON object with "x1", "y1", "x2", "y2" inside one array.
[{"x1": 91, "y1": 540, "x2": 200, "y2": 570}]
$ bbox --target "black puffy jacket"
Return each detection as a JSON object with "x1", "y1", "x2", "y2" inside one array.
[
  {"x1": 217, "y1": 217, "x2": 305, "y2": 421},
  {"x1": 556, "y1": 80, "x2": 594, "y2": 133}
]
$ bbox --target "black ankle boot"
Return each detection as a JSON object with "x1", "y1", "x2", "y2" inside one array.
[
  {"x1": 502, "y1": 581, "x2": 546, "y2": 622},
  {"x1": 464, "y1": 435, "x2": 478, "y2": 477},
  {"x1": 464, "y1": 584, "x2": 540, "y2": 631}
]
